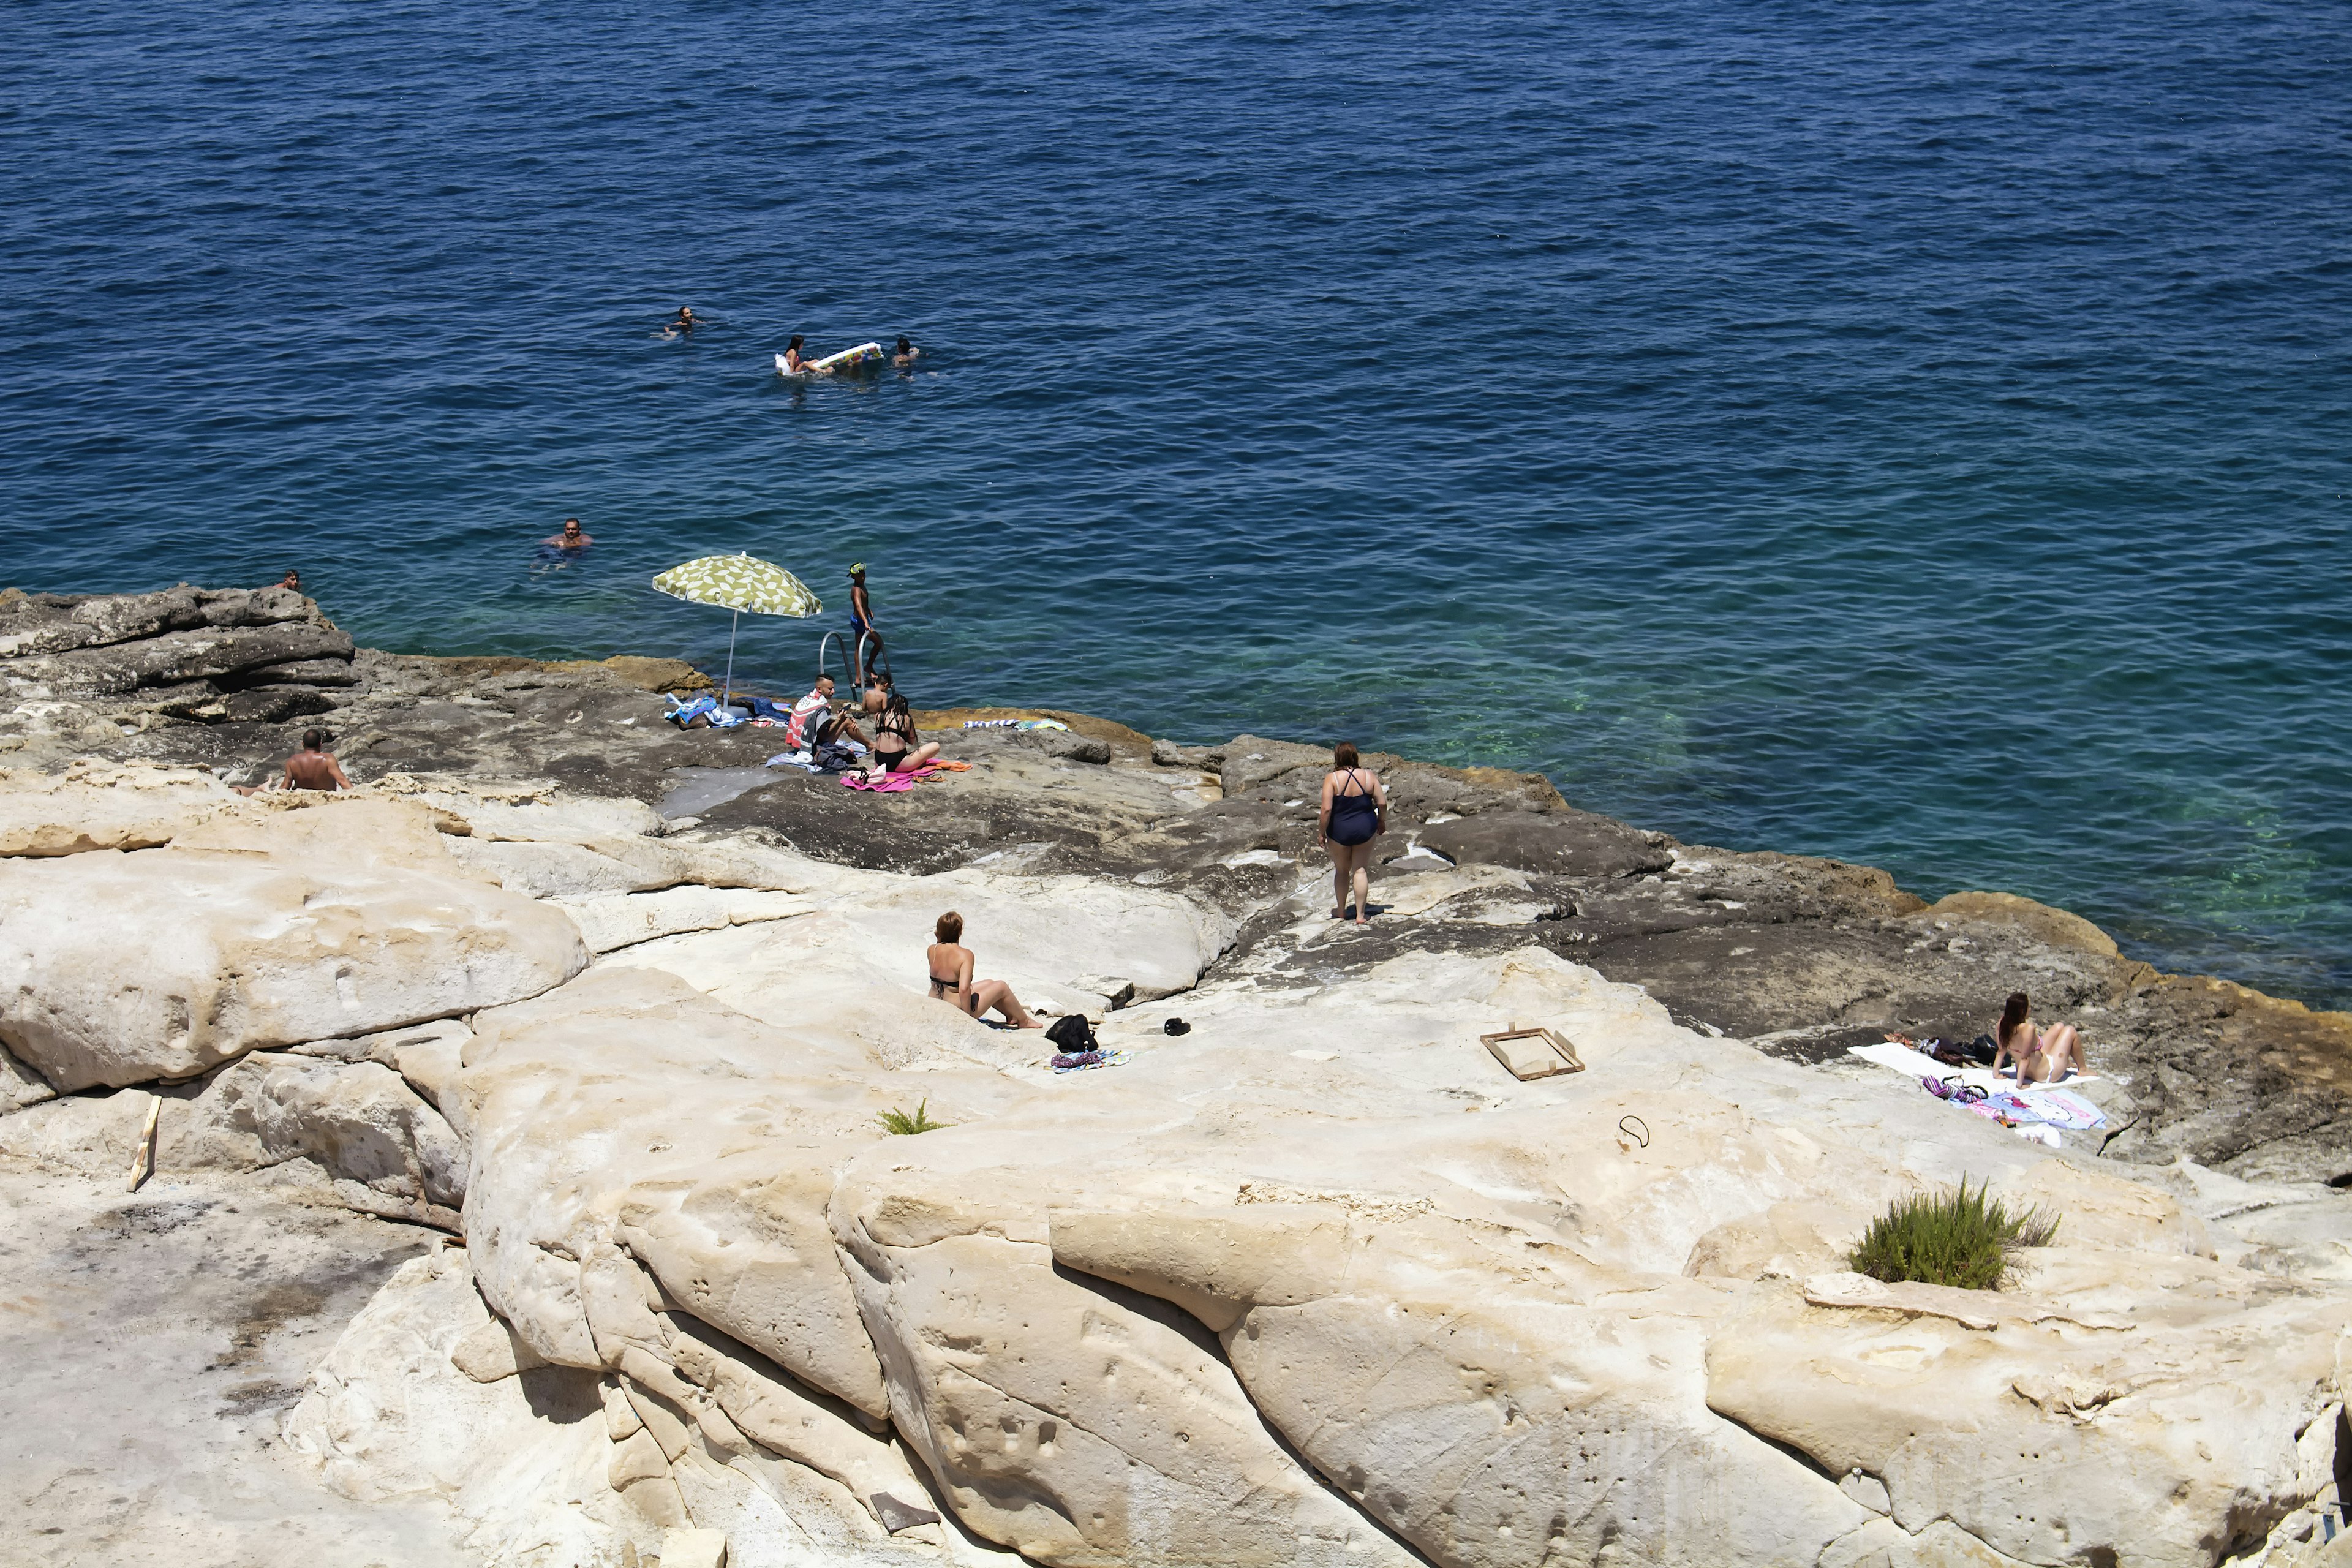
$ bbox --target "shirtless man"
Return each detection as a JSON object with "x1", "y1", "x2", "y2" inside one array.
[
  {"x1": 666, "y1": 306, "x2": 698, "y2": 337},
  {"x1": 542, "y1": 518, "x2": 593, "y2": 549},
  {"x1": 279, "y1": 569, "x2": 301, "y2": 592},
  {"x1": 232, "y1": 730, "x2": 350, "y2": 795},
  {"x1": 848, "y1": 563, "x2": 883, "y2": 685}
]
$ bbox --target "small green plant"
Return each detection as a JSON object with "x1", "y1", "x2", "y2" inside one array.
[
  {"x1": 1848, "y1": 1178, "x2": 2058, "y2": 1291},
  {"x1": 878, "y1": 1099, "x2": 944, "y2": 1136}
]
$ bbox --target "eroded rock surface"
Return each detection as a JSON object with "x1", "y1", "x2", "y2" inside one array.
[
  {"x1": 5, "y1": 585, "x2": 2352, "y2": 1568},
  {"x1": 0, "y1": 807, "x2": 586, "y2": 1091},
  {"x1": 0, "y1": 1159, "x2": 459, "y2": 1567}
]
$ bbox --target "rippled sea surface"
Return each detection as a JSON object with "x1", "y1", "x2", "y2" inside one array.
[{"x1": 7, "y1": 1, "x2": 2350, "y2": 1003}]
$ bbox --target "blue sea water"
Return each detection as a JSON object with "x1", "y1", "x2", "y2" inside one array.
[{"x1": 5, "y1": 1, "x2": 2350, "y2": 1005}]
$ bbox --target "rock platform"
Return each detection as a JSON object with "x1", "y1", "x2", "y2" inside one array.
[{"x1": 2, "y1": 585, "x2": 2350, "y2": 1567}]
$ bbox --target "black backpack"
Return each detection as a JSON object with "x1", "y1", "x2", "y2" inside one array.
[{"x1": 1045, "y1": 1014, "x2": 1097, "y2": 1053}]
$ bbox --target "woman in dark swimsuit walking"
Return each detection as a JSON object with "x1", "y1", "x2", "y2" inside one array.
[
  {"x1": 1318, "y1": 741, "x2": 1388, "y2": 925},
  {"x1": 926, "y1": 911, "x2": 1042, "y2": 1028}
]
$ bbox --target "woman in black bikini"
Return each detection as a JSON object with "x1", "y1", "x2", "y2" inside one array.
[
  {"x1": 1318, "y1": 741, "x2": 1388, "y2": 925},
  {"x1": 925, "y1": 911, "x2": 1041, "y2": 1028},
  {"x1": 868, "y1": 692, "x2": 941, "y2": 780}
]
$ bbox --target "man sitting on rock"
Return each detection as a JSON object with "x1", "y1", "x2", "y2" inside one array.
[
  {"x1": 232, "y1": 729, "x2": 350, "y2": 794},
  {"x1": 785, "y1": 674, "x2": 870, "y2": 753},
  {"x1": 280, "y1": 729, "x2": 350, "y2": 791}
]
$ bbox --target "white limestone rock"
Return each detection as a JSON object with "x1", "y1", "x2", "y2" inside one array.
[
  {"x1": 0, "y1": 846, "x2": 587, "y2": 1090},
  {"x1": 15, "y1": 741, "x2": 2349, "y2": 1568},
  {"x1": 458, "y1": 965, "x2": 968, "y2": 1405},
  {"x1": 282, "y1": 1246, "x2": 649, "y2": 1566},
  {"x1": 559, "y1": 884, "x2": 814, "y2": 954},
  {"x1": 0, "y1": 1039, "x2": 54, "y2": 1111},
  {"x1": 197, "y1": 1051, "x2": 470, "y2": 1212},
  {"x1": 0, "y1": 760, "x2": 243, "y2": 856},
  {"x1": 662, "y1": 1526, "x2": 730, "y2": 1568},
  {"x1": 0, "y1": 1049, "x2": 467, "y2": 1225},
  {"x1": 833, "y1": 1172, "x2": 1422, "y2": 1568},
  {"x1": 442, "y1": 834, "x2": 685, "y2": 897},
  {"x1": 1706, "y1": 1264, "x2": 2348, "y2": 1566}
]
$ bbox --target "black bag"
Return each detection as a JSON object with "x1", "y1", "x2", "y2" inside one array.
[{"x1": 1045, "y1": 1014, "x2": 1097, "y2": 1053}]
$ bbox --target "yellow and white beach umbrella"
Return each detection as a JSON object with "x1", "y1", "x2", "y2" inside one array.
[{"x1": 652, "y1": 552, "x2": 822, "y2": 704}]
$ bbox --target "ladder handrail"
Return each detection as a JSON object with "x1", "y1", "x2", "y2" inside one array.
[{"x1": 817, "y1": 628, "x2": 893, "y2": 691}]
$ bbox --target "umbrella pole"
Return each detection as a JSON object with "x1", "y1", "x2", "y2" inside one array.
[{"x1": 722, "y1": 608, "x2": 739, "y2": 709}]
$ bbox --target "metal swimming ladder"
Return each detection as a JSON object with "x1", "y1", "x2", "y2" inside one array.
[{"x1": 815, "y1": 628, "x2": 891, "y2": 692}]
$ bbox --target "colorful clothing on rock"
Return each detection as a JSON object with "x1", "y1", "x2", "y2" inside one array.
[{"x1": 785, "y1": 689, "x2": 831, "y2": 750}]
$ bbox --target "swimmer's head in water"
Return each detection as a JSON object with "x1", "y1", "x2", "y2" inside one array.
[
  {"x1": 895, "y1": 336, "x2": 913, "y2": 353},
  {"x1": 561, "y1": 518, "x2": 582, "y2": 539},
  {"x1": 281, "y1": 570, "x2": 300, "y2": 589}
]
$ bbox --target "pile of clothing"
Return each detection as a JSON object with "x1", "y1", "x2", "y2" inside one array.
[
  {"x1": 1846, "y1": 1039, "x2": 2107, "y2": 1149},
  {"x1": 1918, "y1": 1074, "x2": 2106, "y2": 1148},
  {"x1": 663, "y1": 693, "x2": 748, "y2": 729},
  {"x1": 767, "y1": 742, "x2": 865, "y2": 774}
]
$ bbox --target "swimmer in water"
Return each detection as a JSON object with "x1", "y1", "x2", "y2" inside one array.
[
  {"x1": 665, "y1": 306, "x2": 698, "y2": 337},
  {"x1": 893, "y1": 335, "x2": 919, "y2": 366},
  {"x1": 542, "y1": 518, "x2": 593, "y2": 550},
  {"x1": 279, "y1": 569, "x2": 301, "y2": 593},
  {"x1": 781, "y1": 335, "x2": 812, "y2": 373}
]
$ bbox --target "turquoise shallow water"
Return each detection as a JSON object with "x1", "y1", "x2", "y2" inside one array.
[{"x1": 5, "y1": 1, "x2": 2350, "y2": 1003}]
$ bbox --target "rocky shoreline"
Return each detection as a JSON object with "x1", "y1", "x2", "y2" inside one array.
[{"x1": 3, "y1": 583, "x2": 2350, "y2": 1567}]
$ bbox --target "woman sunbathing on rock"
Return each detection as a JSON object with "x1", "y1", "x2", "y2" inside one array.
[
  {"x1": 927, "y1": 911, "x2": 1042, "y2": 1028},
  {"x1": 868, "y1": 692, "x2": 941, "y2": 780},
  {"x1": 1992, "y1": 990, "x2": 2086, "y2": 1084}
]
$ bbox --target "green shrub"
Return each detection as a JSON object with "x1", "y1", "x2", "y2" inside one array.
[
  {"x1": 878, "y1": 1100, "x2": 944, "y2": 1136},
  {"x1": 1848, "y1": 1179, "x2": 2057, "y2": 1290}
]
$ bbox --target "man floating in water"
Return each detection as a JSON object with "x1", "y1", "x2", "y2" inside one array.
[
  {"x1": 894, "y1": 335, "x2": 919, "y2": 366},
  {"x1": 543, "y1": 518, "x2": 593, "y2": 550},
  {"x1": 660, "y1": 306, "x2": 698, "y2": 338}
]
